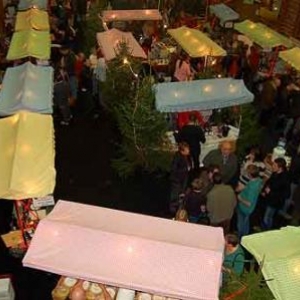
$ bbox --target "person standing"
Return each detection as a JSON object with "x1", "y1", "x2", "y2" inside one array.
[
  {"x1": 207, "y1": 173, "x2": 236, "y2": 234},
  {"x1": 178, "y1": 113, "x2": 206, "y2": 171},
  {"x1": 53, "y1": 64, "x2": 71, "y2": 125},
  {"x1": 261, "y1": 158, "x2": 290, "y2": 230},
  {"x1": 236, "y1": 165, "x2": 263, "y2": 239},
  {"x1": 170, "y1": 142, "x2": 193, "y2": 215},
  {"x1": 223, "y1": 234, "x2": 245, "y2": 278},
  {"x1": 203, "y1": 141, "x2": 238, "y2": 185},
  {"x1": 173, "y1": 52, "x2": 192, "y2": 82},
  {"x1": 259, "y1": 76, "x2": 281, "y2": 127},
  {"x1": 184, "y1": 178, "x2": 207, "y2": 224},
  {"x1": 60, "y1": 45, "x2": 77, "y2": 107}
]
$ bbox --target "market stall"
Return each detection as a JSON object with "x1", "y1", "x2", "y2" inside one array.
[
  {"x1": 0, "y1": 112, "x2": 55, "y2": 199},
  {"x1": 209, "y1": 3, "x2": 239, "y2": 28},
  {"x1": 154, "y1": 78, "x2": 254, "y2": 160},
  {"x1": 242, "y1": 226, "x2": 300, "y2": 300},
  {"x1": 23, "y1": 200, "x2": 224, "y2": 300},
  {"x1": 18, "y1": 0, "x2": 48, "y2": 10},
  {"x1": 97, "y1": 28, "x2": 147, "y2": 61},
  {"x1": 234, "y1": 20, "x2": 293, "y2": 49},
  {"x1": 6, "y1": 30, "x2": 51, "y2": 60},
  {"x1": 279, "y1": 47, "x2": 300, "y2": 72},
  {"x1": 167, "y1": 26, "x2": 226, "y2": 58},
  {"x1": 101, "y1": 9, "x2": 162, "y2": 22},
  {"x1": 15, "y1": 8, "x2": 50, "y2": 31},
  {"x1": 0, "y1": 62, "x2": 53, "y2": 116}
]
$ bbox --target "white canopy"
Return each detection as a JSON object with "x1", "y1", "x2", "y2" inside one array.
[
  {"x1": 155, "y1": 78, "x2": 254, "y2": 113},
  {"x1": 97, "y1": 29, "x2": 147, "y2": 61},
  {"x1": 0, "y1": 62, "x2": 53, "y2": 116},
  {"x1": 24, "y1": 200, "x2": 224, "y2": 300},
  {"x1": 102, "y1": 9, "x2": 162, "y2": 22}
]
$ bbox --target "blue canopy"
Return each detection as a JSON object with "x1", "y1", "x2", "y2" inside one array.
[
  {"x1": 210, "y1": 4, "x2": 239, "y2": 26},
  {"x1": 0, "y1": 62, "x2": 53, "y2": 116},
  {"x1": 18, "y1": 0, "x2": 47, "y2": 10},
  {"x1": 154, "y1": 78, "x2": 254, "y2": 113}
]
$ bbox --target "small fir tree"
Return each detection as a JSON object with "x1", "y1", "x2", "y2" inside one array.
[
  {"x1": 102, "y1": 42, "x2": 171, "y2": 177},
  {"x1": 236, "y1": 104, "x2": 263, "y2": 157}
]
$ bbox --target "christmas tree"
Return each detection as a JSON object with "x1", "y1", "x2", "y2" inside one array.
[
  {"x1": 220, "y1": 262, "x2": 274, "y2": 300},
  {"x1": 102, "y1": 42, "x2": 172, "y2": 177}
]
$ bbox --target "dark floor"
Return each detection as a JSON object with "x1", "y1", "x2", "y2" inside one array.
[
  {"x1": 0, "y1": 108, "x2": 170, "y2": 300},
  {"x1": 0, "y1": 108, "x2": 291, "y2": 299}
]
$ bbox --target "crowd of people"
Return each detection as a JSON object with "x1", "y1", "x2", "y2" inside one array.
[{"x1": 0, "y1": 0, "x2": 108, "y2": 126}]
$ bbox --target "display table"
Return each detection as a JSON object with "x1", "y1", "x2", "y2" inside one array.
[{"x1": 166, "y1": 125, "x2": 239, "y2": 163}]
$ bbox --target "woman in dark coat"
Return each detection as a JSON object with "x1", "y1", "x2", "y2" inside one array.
[{"x1": 170, "y1": 142, "x2": 192, "y2": 214}]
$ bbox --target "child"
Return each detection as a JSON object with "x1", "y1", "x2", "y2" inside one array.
[{"x1": 184, "y1": 178, "x2": 208, "y2": 224}]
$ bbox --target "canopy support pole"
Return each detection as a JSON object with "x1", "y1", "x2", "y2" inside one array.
[{"x1": 0, "y1": 0, "x2": 4, "y2": 34}]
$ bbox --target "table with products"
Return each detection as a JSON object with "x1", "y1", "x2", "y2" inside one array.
[{"x1": 167, "y1": 124, "x2": 239, "y2": 162}]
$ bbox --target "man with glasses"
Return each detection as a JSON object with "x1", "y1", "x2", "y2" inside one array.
[{"x1": 203, "y1": 141, "x2": 238, "y2": 185}]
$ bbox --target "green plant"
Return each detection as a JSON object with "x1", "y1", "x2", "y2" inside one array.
[
  {"x1": 236, "y1": 104, "x2": 263, "y2": 157},
  {"x1": 81, "y1": 1, "x2": 106, "y2": 54},
  {"x1": 220, "y1": 263, "x2": 274, "y2": 300},
  {"x1": 102, "y1": 42, "x2": 172, "y2": 177}
]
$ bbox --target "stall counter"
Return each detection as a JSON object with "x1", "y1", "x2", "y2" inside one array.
[{"x1": 166, "y1": 125, "x2": 239, "y2": 163}]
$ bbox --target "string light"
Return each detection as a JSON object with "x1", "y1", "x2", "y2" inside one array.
[{"x1": 123, "y1": 57, "x2": 138, "y2": 78}]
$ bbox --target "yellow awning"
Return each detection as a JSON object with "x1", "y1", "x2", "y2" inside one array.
[
  {"x1": 242, "y1": 227, "x2": 300, "y2": 300},
  {"x1": 167, "y1": 26, "x2": 226, "y2": 57},
  {"x1": 0, "y1": 112, "x2": 55, "y2": 199},
  {"x1": 6, "y1": 30, "x2": 50, "y2": 60},
  {"x1": 235, "y1": 20, "x2": 293, "y2": 49},
  {"x1": 15, "y1": 8, "x2": 49, "y2": 31},
  {"x1": 279, "y1": 47, "x2": 300, "y2": 71}
]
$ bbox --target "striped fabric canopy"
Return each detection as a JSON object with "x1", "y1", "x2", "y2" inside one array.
[
  {"x1": 242, "y1": 227, "x2": 300, "y2": 300},
  {"x1": 24, "y1": 200, "x2": 224, "y2": 300}
]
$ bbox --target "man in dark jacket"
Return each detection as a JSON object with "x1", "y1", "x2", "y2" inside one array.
[
  {"x1": 262, "y1": 157, "x2": 290, "y2": 229},
  {"x1": 178, "y1": 113, "x2": 206, "y2": 171}
]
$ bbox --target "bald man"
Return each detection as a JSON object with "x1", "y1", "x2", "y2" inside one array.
[{"x1": 203, "y1": 141, "x2": 238, "y2": 184}]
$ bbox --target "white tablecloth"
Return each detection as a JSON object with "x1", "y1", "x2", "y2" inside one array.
[{"x1": 167, "y1": 125, "x2": 239, "y2": 163}]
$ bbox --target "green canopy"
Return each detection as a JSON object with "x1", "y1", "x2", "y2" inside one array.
[
  {"x1": 6, "y1": 30, "x2": 50, "y2": 60},
  {"x1": 15, "y1": 9, "x2": 50, "y2": 31},
  {"x1": 168, "y1": 26, "x2": 226, "y2": 57},
  {"x1": 242, "y1": 227, "x2": 300, "y2": 300},
  {"x1": 279, "y1": 47, "x2": 300, "y2": 71},
  {"x1": 235, "y1": 20, "x2": 293, "y2": 49}
]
